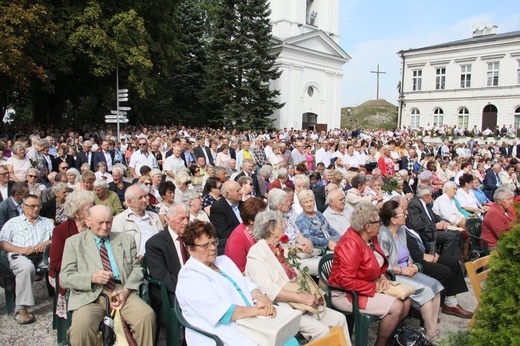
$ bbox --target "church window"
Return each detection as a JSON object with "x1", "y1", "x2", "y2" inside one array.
[
  {"x1": 487, "y1": 62, "x2": 499, "y2": 86},
  {"x1": 307, "y1": 86, "x2": 314, "y2": 97},
  {"x1": 433, "y1": 108, "x2": 444, "y2": 126},
  {"x1": 435, "y1": 67, "x2": 446, "y2": 90},
  {"x1": 412, "y1": 70, "x2": 422, "y2": 91},
  {"x1": 460, "y1": 65, "x2": 471, "y2": 88},
  {"x1": 458, "y1": 107, "x2": 469, "y2": 129},
  {"x1": 410, "y1": 108, "x2": 420, "y2": 129}
]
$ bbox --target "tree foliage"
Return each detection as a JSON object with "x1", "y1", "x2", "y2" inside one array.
[
  {"x1": 468, "y1": 225, "x2": 520, "y2": 345},
  {"x1": 0, "y1": 0, "x2": 282, "y2": 130}
]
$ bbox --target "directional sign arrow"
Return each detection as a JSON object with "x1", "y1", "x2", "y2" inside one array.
[
  {"x1": 105, "y1": 115, "x2": 128, "y2": 120},
  {"x1": 110, "y1": 110, "x2": 127, "y2": 115},
  {"x1": 106, "y1": 119, "x2": 129, "y2": 123},
  {"x1": 119, "y1": 106, "x2": 132, "y2": 111}
]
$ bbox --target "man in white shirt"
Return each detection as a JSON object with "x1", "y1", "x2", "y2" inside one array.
[
  {"x1": 129, "y1": 139, "x2": 159, "y2": 179},
  {"x1": 315, "y1": 141, "x2": 332, "y2": 167},
  {"x1": 163, "y1": 146, "x2": 185, "y2": 182},
  {"x1": 112, "y1": 185, "x2": 162, "y2": 260},
  {"x1": 322, "y1": 189, "x2": 351, "y2": 235}
]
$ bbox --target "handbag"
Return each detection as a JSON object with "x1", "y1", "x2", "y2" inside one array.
[
  {"x1": 283, "y1": 274, "x2": 327, "y2": 316},
  {"x1": 237, "y1": 304, "x2": 302, "y2": 346},
  {"x1": 382, "y1": 281, "x2": 415, "y2": 300},
  {"x1": 393, "y1": 325, "x2": 432, "y2": 346}
]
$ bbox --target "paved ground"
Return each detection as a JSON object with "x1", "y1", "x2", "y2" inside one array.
[{"x1": 0, "y1": 278, "x2": 477, "y2": 345}]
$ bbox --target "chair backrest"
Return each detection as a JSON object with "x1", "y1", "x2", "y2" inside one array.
[
  {"x1": 466, "y1": 217, "x2": 483, "y2": 238},
  {"x1": 317, "y1": 253, "x2": 334, "y2": 285},
  {"x1": 43, "y1": 244, "x2": 51, "y2": 267},
  {"x1": 465, "y1": 255, "x2": 491, "y2": 304},
  {"x1": 306, "y1": 326, "x2": 348, "y2": 346},
  {"x1": 174, "y1": 297, "x2": 224, "y2": 346}
]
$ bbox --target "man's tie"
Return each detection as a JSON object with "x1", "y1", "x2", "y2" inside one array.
[
  {"x1": 178, "y1": 236, "x2": 188, "y2": 264},
  {"x1": 99, "y1": 238, "x2": 116, "y2": 291}
]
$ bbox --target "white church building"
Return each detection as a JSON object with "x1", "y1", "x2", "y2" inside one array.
[
  {"x1": 398, "y1": 26, "x2": 520, "y2": 133},
  {"x1": 268, "y1": 0, "x2": 350, "y2": 131}
]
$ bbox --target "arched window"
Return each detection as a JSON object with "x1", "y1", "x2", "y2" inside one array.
[
  {"x1": 514, "y1": 107, "x2": 520, "y2": 129},
  {"x1": 433, "y1": 108, "x2": 444, "y2": 126},
  {"x1": 410, "y1": 108, "x2": 420, "y2": 129},
  {"x1": 458, "y1": 107, "x2": 469, "y2": 129}
]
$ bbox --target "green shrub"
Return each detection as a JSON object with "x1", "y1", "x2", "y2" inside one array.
[{"x1": 468, "y1": 225, "x2": 520, "y2": 345}]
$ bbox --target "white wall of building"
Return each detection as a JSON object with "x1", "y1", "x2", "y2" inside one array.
[{"x1": 400, "y1": 30, "x2": 520, "y2": 131}]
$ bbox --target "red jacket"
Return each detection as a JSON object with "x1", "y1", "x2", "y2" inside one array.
[
  {"x1": 49, "y1": 219, "x2": 79, "y2": 295},
  {"x1": 329, "y1": 227, "x2": 389, "y2": 309},
  {"x1": 224, "y1": 223, "x2": 257, "y2": 272},
  {"x1": 481, "y1": 203, "x2": 516, "y2": 248}
]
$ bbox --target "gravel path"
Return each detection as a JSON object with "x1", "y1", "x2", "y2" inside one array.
[{"x1": 1, "y1": 278, "x2": 477, "y2": 345}]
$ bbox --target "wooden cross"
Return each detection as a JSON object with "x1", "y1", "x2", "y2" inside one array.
[{"x1": 370, "y1": 64, "x2": 386, "y2": 100}]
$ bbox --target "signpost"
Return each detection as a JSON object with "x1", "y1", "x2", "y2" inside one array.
[{"x1": 106, "y1": 64, "x2": 132, "y2": 142}]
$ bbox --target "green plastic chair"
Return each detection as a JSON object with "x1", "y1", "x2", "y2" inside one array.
[
  {"x1": 318, "y1": 253, "x2": 379, "y2": 346},
  {"x1": 465, "y1": 217, "x2": 489, "y2": 258},
  {"x1": 141, "y1": 256, "x2": 182, "y2": 346},
  {"x1": 174, "y1": 297, "x2": 224, "y2": 346}
]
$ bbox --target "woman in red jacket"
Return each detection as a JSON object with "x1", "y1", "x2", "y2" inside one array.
[
  {"x1": 329, "y1": 202, "x2": 410, "y2": 346},
  {"x1": 49, "y1": 190, "x2": 95, "y2": 317}
]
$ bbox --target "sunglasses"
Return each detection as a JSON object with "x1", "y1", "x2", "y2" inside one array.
[
  {"x1": 184, "y1": 181, "x2": 192, "y2": 185},
  {"x1": 60, "y1": 166, "x2": 69, "y2": 169},
  {"x1": 138, "y1": 143, "x2": 147, "y2": 146},
  {"x1": 144, "y1": 182, "x2": 152, "y2": 186},
  {"x1": 28, "y1": 175, "x2": 38, "y2": 178}
]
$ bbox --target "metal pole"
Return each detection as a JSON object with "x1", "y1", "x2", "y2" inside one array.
[{"x1": 116, "y1": 63, "x2": 120, "y2": 143}]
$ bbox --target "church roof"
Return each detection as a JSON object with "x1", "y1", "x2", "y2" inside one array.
[
  {"x1": 271, "y1": 30, "x2": 351, "y2": 62},
  {"x1": 400, "y1": 30, "x2": 520, "y2": 53}
]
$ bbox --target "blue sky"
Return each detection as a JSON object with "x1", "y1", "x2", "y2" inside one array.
[{"x1": 337, "y1": 0, "x2": 520, "y2": 107}]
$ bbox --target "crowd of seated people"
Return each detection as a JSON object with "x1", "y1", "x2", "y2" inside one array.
[{"x1": 1, "y1": 124, "x2": 519, "y2": 344}]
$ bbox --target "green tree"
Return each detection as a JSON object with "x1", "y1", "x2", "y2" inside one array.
[
  {"x1": 203, "y1": 0, "x2": 282, "y2": 130},
  {"x1": 468, "y1": 225, "x2": 520, "y2": 345}
]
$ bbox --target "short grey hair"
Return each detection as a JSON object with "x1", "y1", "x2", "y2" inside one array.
[
  {"x1": 416, "y1": 185, "x2": 432, "y2": 198},
  {"x1": 112, "y1": 166, "x2": 124, "y2": 176},
  {"x1": 26, "y1": 168, "x2": 40, "y2": 177},
  {"x1": 93, "y1": 178, "x2": 109, "y2": 189},
  {"x1": 276, "y1": 168, "x2": 288, "y2": 179},
  {"x1": 52, "y1": 182, "x2": 69, "y2": 195},
  {"x1": 12, "y1": 142, "x2": 26, "y2": 155},
  {"x1": 418, "y1": 170, "x2": 432, "y2": 182},
  {"x1": 442, "y1": 181, "x2": 457, "y2": 193},
  {"x1": 351, "y1": 174, "x2": 367, "y2": 189},
  {"x1": 253, "y1": 209, "x2": 284, "y2": 240},
  {"x1": 350, "y1": 202, "x2": 379, "y2": 232},
  {"x1": 267, "y1": 188, "x2": 286, "y2": 210},
  {"x1": 493, "y1": 187, "x2": 514, "y2": 202},
  {"x1": 182, "y1": 189, "x2": 201, "y2": 203},
  {"x1": 63, "y1": 190, "x2": 95, "y2": 218},
  {"x1": 150, "y1": 169, "x2": 162, "y2": 177},
  {"x1": 167, "y1": 202, "x2": 190, "y2": 217},
  {"x1": 297, "y1": 189, "x2": 315, "y2": 204},
  {"x1": 175, "y1": 171, "x2": 191, "y2": 186},
  {"x1": 259, "y1": 165, "x2": 273, "y2": 178},
  {"x1": 293, "y1": 174, "x2": 310, "y2": 188},
  {"x1": 66, "y1": 168, "x2": 81, "y2": 182}
]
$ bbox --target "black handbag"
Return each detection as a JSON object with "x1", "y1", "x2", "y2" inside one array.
[{"x1": 393, "y1": 325, "x2": 432, "y2": 346}]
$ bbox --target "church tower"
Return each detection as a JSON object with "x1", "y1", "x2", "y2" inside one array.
[
  {"x1": 270, "y1": 0, "x2": 340, "y2": 41},
  {"x1": 268, "y1": 0, "x2": 349, "y2": 130}
]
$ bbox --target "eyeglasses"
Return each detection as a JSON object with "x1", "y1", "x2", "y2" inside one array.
[
  {"x1": 214, "y1": 185, "x2": 222, "y2": 190},
  {"x1": 192, "y1": 239, "x2": 219, "y2": 250},
  {"x1": 23, "y1": 203, "x2": 41, "y2": 209},
  {"x1": 27, "y1": 175, "x2": 38, "y2": 178},
  {"x1": 60, "y1": 166, "x2": 69, "y2": 169},
  {"x1": 138, "y1": 143, "x2": 147, "y2": 146},
  {"x1": 184, "y1": 181, "x2": 191, "y2": 185},
  {"x1": 369, "y1": 219, "x2": 382, "y2": 225},
  {"x1": 0, "y1": 172, "x2": 9, "y2": 176},
  {"x1": 144, "y1": 182, "x2": 152, "y2": 186},
  {"x1": 393, "y1": 213, "x2": 406, "y2": 218}
]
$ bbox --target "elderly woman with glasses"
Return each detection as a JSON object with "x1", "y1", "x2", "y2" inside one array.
[
  {"x1": 25, "y1": 168, "x2": 46, "y2": 197},
  {"x1": 329, "y1": 202, "x2": 410, "y2": 346},
  {"x1": 378, "y1": 200, "x2": 443, "y2": 342},
  {"x1": 295, "y1": 189, "x2": 340, "y2": 251},
  {"x1": 246, "y1": 210, "x2": 350, "y2": 343},
  {"x1": 49, "y1": 190, "x2": 95, "y2": 318},
  {"x1": 183, "y1": 189, "x2": 209, "y2": 223},
  {"x1": 174, "y1": 171, "x2": 193, "y2": 203},
  {"x1": 176, "y1": 220, "x2": 279, "y2": 346},
  {"x1": 93, "y1": 178, "x2": 123, "y2": 216}
]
